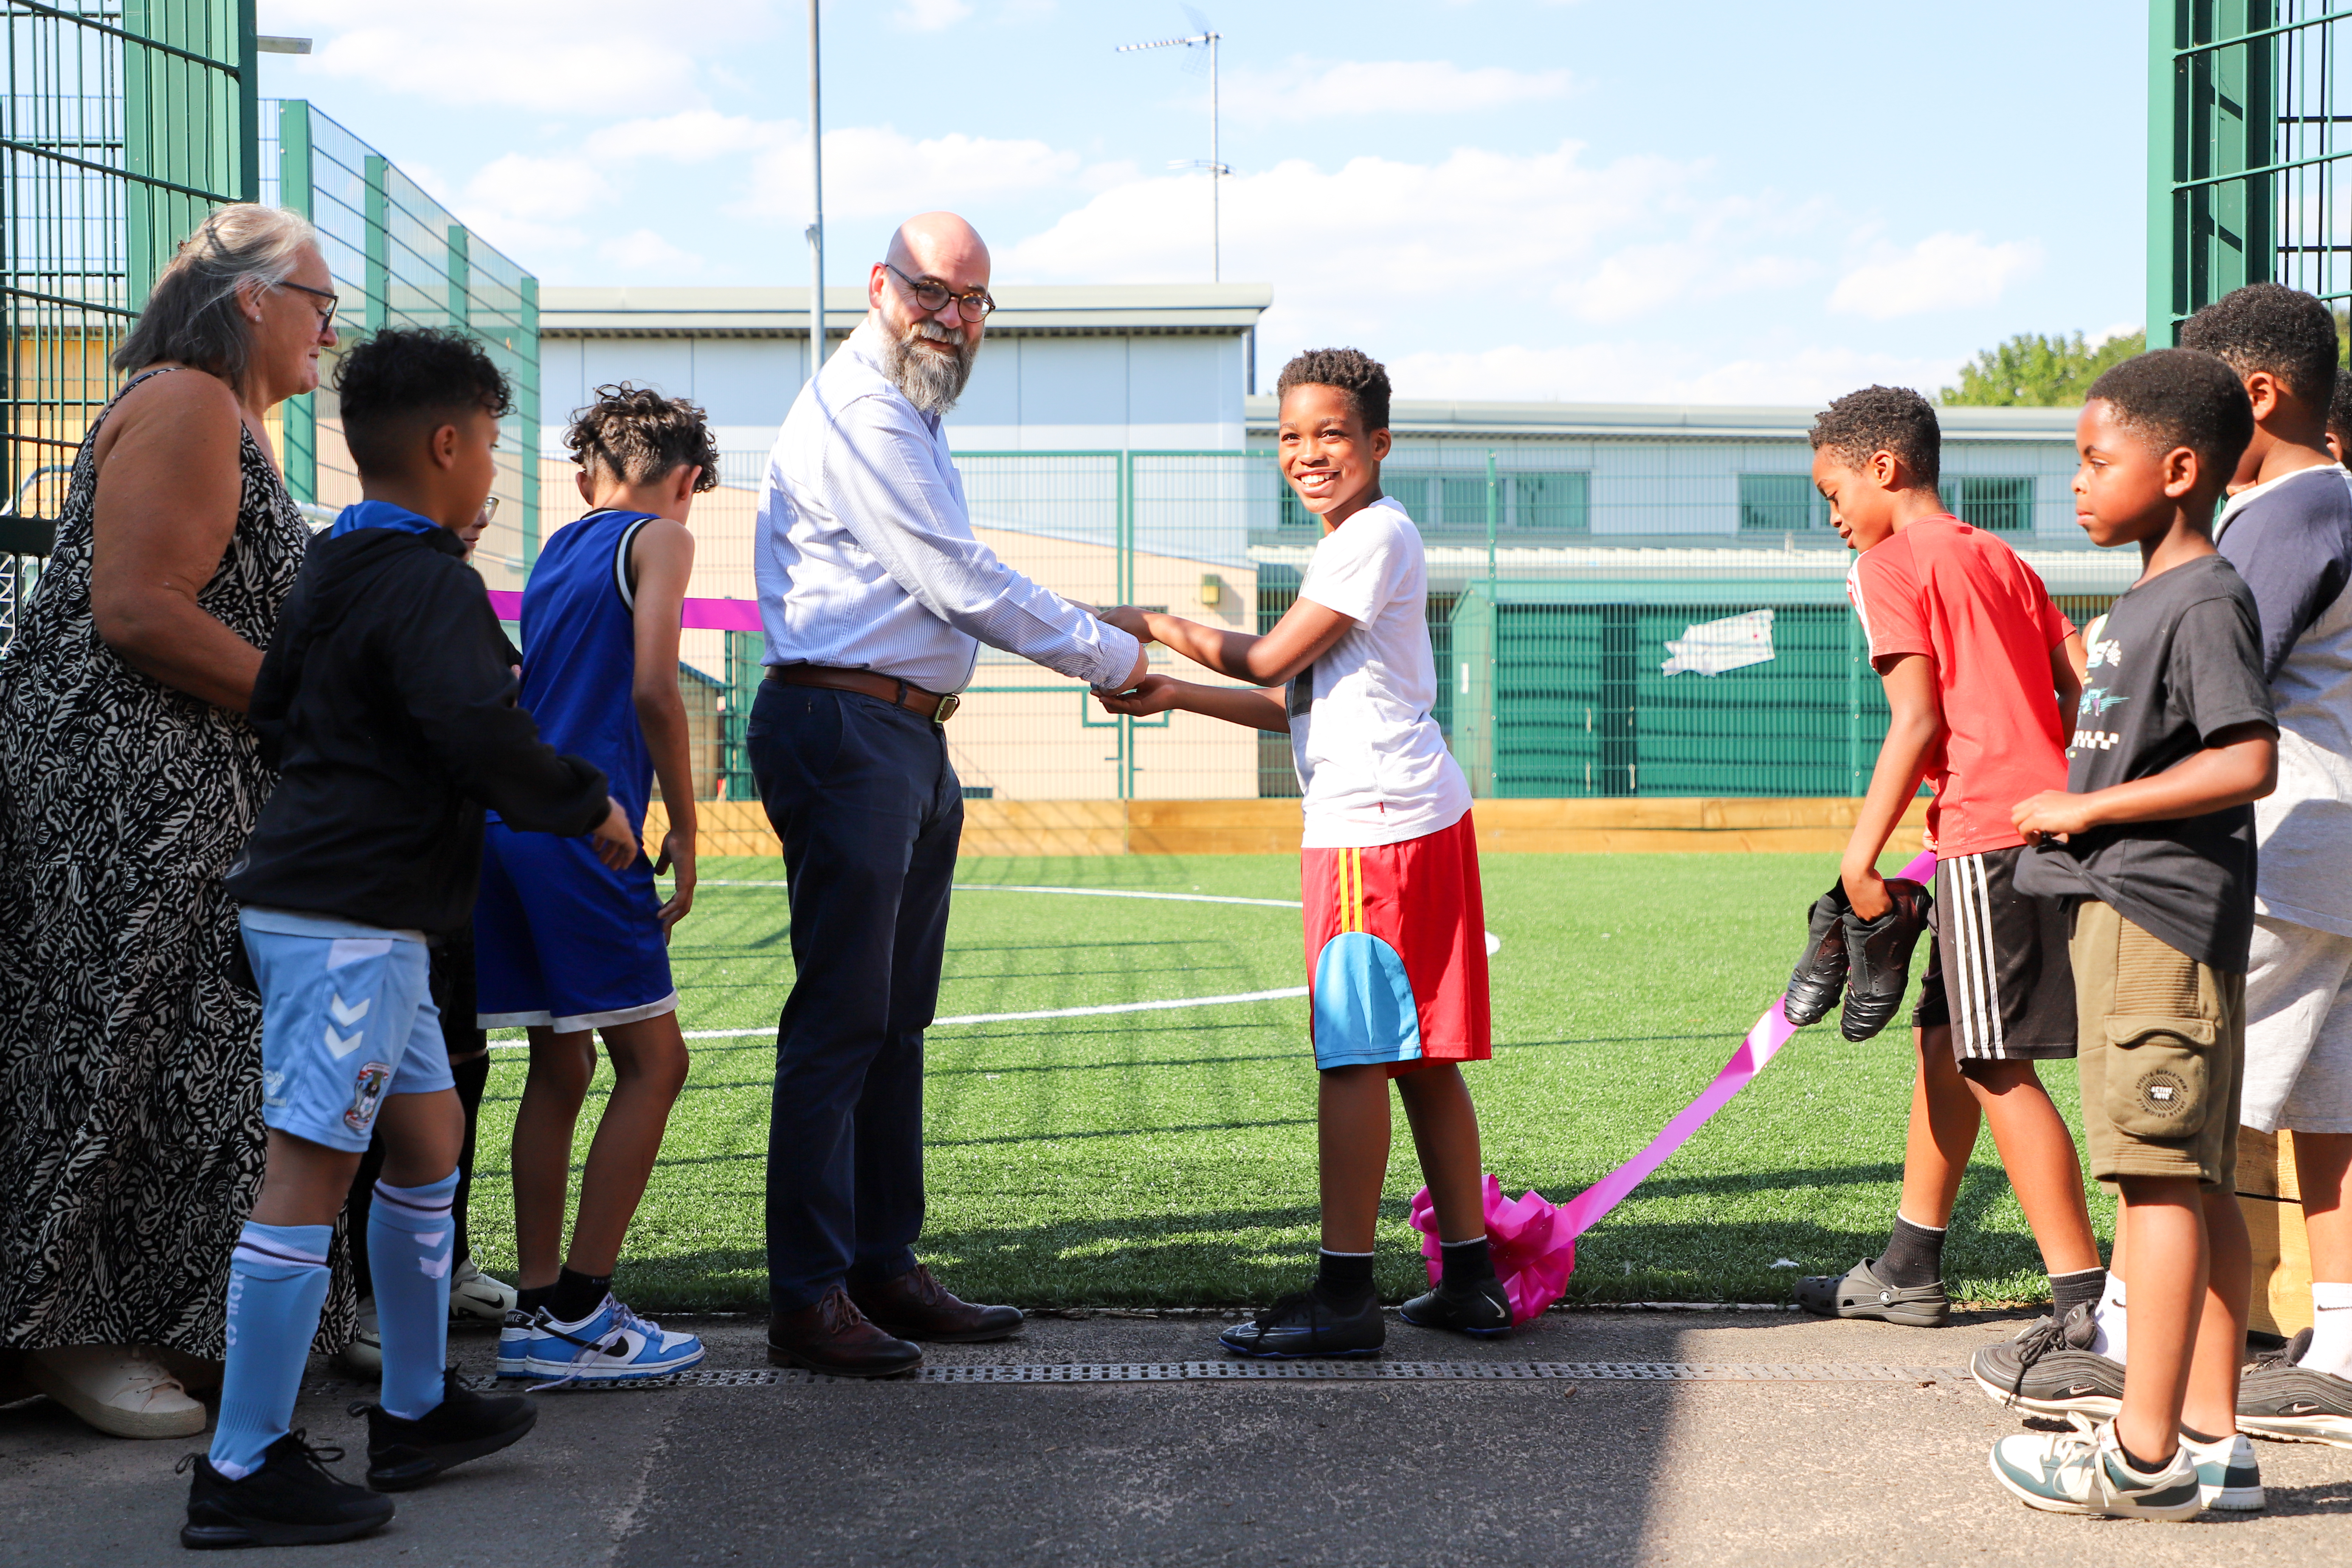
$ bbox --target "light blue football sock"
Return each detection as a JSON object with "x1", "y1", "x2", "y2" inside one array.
[
  {"x1": 368, "y1": 1170, "x2": 459, "y2": 1420},
  {"x1": 209, "y1": 1221, "x2": 332, "y2": 1478}
]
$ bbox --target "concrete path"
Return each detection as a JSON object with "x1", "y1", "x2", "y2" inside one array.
[{"x1": 5, "y1": 1309, "x2": 2348, "y2": 1566}]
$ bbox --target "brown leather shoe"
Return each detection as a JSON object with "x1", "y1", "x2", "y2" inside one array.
[
  {"x1": 848, "y1": 1264, "x2": 1022, "y2": 1343},
  {"x1": 766, "y1": 1286, "x2": 922, "y2": 1378}
]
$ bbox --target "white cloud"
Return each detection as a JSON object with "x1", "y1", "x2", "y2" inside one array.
[
  {"x1": 269, "y1": 0, "x2": 775, "y2": 112},
  {"x1": 743, "y1": 127, "x2": 1084, "y2": 222},
  {"x1": 1224, "y1": 59, "x2": 1571, "y2": 121},
  {"x1": 1828, "y1": 231, "x2": 2043, "y2": 320},
  {"x1": 462, "y1": 154, "x2": 611, "y2": 223},
  {"x1": 600, "y1": 228, "x2": 704, "y2": 273},
  {"x1": 583, "y1": 110, "x2": 794, "y2": 164},
  {"x1": 896, "y1": 0, "x2": 973, "y2": 28}
]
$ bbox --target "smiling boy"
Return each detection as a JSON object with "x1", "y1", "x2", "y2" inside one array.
[
  {"x1": 2000, "y1": 348, "x2": 2276, "y2": 1519},
  {"x1": 1784, "y1": 386, "x2": 2106, "y2": 1349},
  {"x1": 1095, "y1": 348, "x2": 1504, "y2": 1356}
]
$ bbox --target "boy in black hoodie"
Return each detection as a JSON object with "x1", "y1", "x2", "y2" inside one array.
[{"x1": 183, "y1": 329, "x2": 633, "y2": 1550}]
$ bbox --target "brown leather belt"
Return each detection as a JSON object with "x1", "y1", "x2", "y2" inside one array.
[{"x1": 765, "y1": 664, "x2": 961, "y2": 725}]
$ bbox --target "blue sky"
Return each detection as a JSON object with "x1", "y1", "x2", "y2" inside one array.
[{"x1": 257, "y1": 0, "x2": 2147, "y2": 405}]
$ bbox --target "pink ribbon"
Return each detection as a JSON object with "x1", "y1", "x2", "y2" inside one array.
[
  {"x1": 1413, "y1": 848, "x2": 1938, "y2": 1320},
  {"x1": 484, "y1": 589, "x2": 762, "y2": 633}
]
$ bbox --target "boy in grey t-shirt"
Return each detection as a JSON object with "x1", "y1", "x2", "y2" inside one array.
[
  {"x1": 1999, "y1": 350, "x2": 2277, "y2": 1520},
  {"x1": 2182, "y1": 287, "x2": 2352, "y2": 1438}
]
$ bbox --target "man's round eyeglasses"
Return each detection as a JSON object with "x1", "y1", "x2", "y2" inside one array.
[
  {"x1": 884, "y1": 263, "x2": 994, "y2": 323},
  {"x1": 275, "y1": 279, "x2": 339, "y2": 328}
]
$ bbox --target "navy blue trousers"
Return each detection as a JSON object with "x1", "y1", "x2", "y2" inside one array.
[{"x1": 748, "y1": 683, "x2": 962, "y2": 1314}]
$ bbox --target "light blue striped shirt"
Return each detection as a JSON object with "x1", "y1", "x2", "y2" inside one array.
[{"x1": 754, "y1": 319, "x2": 1141, "y2": 694}]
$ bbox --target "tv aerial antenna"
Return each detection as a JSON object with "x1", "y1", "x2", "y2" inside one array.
[{"x1": 1117, "y1": 8, "x2": 1228, "y2": 282}]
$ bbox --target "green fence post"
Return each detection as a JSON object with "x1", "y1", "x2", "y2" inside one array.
[
  {"x1": 363, "y1": 155, "x2": 389, "y2": 331},
  {"x1": 276, "y1": 101, "x2": 316, "y2": 503},
  {"x1": 521, "y1": 275, "x2": 541, "y2": 570},
  {"x1": 235, "y1": 0, "x2": 259, "y2": 200}
]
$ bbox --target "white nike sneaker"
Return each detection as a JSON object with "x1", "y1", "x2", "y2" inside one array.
[
  {"x1": 24, "y1": 1344, "x2": 206, "y2": 1439},
  {"x1": 448, "y1": 1258, "x2": 518, "y2": 1324},
  {"x1": 2180, "y1": 1429, "x2": 2264, "y2": 1510},
  {"x1": 1989, "y1": 1413, "x2": 2203, "y2": 1520}
]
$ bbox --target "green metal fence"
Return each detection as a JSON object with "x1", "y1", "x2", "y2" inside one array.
[
  {"x1": 262, "y1": 99, "x2": 538, "y2": 589},
  {"x1": 2148, "y1": 0, "x2": 2352, "y2": 342},
  {"x1": 3, "y1": 0, "x2": 254, "y2": 645},
  {"x1": 672, "y1": 446, "x2": 2136, "y2": 804}
]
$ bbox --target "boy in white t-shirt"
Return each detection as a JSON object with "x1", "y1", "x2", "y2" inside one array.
[{"x1": 1097, "y1": 348, "x2": 1505, "y2": 1357}]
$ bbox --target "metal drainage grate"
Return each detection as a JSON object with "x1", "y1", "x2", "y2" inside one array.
[{"x1": 309, "y1": 1360, "x2": 1967, "y2": 1397}]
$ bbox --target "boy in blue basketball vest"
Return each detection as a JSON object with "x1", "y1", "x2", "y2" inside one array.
[
  {"x1": 479, "y1": 384, "x2": 716, "y2": 1382},
  {"x1": 194, "y1": 329, "x2": 636, "y2": 1549}
]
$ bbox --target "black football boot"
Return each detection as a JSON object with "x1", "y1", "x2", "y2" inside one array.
[
  {"x1": 1782, "y1": 881, "x2": 1852, "y2": 1028},
  {"x1": 1839, "y1": 878, "x2": 1932, "y2": 1041}
]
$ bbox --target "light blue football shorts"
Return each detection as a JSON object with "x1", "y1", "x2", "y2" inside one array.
[{"x1": 239, "y1": 907, "x2": 456, "y2": 1153}]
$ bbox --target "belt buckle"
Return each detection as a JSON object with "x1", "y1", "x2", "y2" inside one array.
[{"x1": 932, "y1": 692, "x2": 960, "y2": 726}]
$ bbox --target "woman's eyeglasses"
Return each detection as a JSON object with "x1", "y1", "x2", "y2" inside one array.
[
  {"x1": 883, "y1": 262, "x2": 994, "y2": 323},
  {"x1": 275, "y1": 279, "x2": 339, "y2": 328}
]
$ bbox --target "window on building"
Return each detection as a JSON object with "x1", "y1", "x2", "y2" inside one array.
[
  {"x1": 1513, "y1": 471, "x2": 1589, "y2": 532},
  {"x1": 1739, "y1": 473, "x2": 1825, "y2": 532},
  {"x1": 1952, "y1": 475, "x2": 2035, "y2": 533}
]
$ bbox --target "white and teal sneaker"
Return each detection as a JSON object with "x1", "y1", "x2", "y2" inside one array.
[
  {"x1": 1989, "y1": 1414, "x2": 2203, "y2": 1520},
  {"x1": 495, "y1": 1309, "x2": 536, "y2": 1379},
  {"x1": 449, "y1": 1259, "x2": 518, "y2": 1325},
  {"x1": 523, "y1": 1296, "x2": 705, "y2": 1383},
  {"x1": 2181, "y1": 1429, "x2": 2264, "y2": 1510}
]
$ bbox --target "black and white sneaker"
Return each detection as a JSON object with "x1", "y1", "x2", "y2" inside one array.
[
  {"x1": 349, "y1": 1368, "x2": 538, "y2": 1491},
  {"x1": 1398, "y1": 1275, "x2": 1513, "y2": 1336},
  {"x1": 1792, "y1": 1256, "x2": 1951, "y2": 1327},
  {"x1": 1217, "y1": 1287, "x2": 1384, "y2": 1358},
  {"x1": 1839, "y1": 879, "x2": 1932, "y2": 1042},
  {"x1": 2237, "y1": 1328, "x2": 2352, "y2": 1450},
  {"x1": 179, "y1": 1431, "x2": 394, "y2": 1549},
  {"x1": 1782, "y1": 882, "x2": 1851, "y2": 1028},
  {"x1": 1969, "y1": 1302, "x2": 2126, "y2": 1419}
]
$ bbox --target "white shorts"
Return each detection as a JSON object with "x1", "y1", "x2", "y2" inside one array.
[{"x1": 2242, "y1": 914, "x2": 2352, "y2": 1135}]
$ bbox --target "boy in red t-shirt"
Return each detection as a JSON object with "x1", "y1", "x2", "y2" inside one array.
[{"x1": 1786, "y1": 386, "x2": 2108, "y2": 1350}]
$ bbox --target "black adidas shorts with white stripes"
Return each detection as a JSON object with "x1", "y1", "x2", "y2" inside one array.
[{"x1": 1914, "y1": 845, "x2": 2076, "y2": 1062}]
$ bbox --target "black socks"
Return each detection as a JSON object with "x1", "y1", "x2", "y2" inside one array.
[
  {"x1": 516, "y1": 1284, "x2": 554, "y2": 1317},
  {"x1": 2051, "y1": 1266, "x2": 2107, "y2": 1319},
  {"x1": 1440, "y1": 1237, "x2": 1496, "y2": 1288},
  {"x1": 548, "y1": 1267, "x2": 612, "y2": 1324},
  {"x1": 1876, "y1": 1216, "x2": 1946, "y2": 1289},
  {"x1": 1315, "y1": 1249, "x2": 1375, "y2": 1307}
]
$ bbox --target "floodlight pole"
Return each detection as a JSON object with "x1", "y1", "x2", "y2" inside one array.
[
  {"x1": 1116, "y1": 29, "x2": 1225, "y2": 283},
  {"x1": 807, "y1": 0, "x2": 827, "y2": 378}
]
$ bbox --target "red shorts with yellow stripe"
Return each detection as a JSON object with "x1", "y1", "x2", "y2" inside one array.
[{"x1": 1301, "y1": 810, "x2": 1491, "y2": 1077}]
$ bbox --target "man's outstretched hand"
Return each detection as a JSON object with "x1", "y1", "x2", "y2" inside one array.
[
  {"x1": 1094, "y1": 675, "x2": 1180, "y2": 716},
  {"x1": 589, "y1": 797, "x2": 638, "y2": 870}
]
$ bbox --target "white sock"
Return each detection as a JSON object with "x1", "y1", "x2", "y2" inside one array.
[
  {"x1": 2306, "y1": 1281, "x2": 2352, "y2": 1378},
  {"x1": 2090, "y1": 1275, "x2": 2128, "y2": 1362}
]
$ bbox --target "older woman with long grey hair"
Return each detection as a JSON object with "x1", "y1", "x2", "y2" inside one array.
[{"x1": 0, "y1": 205, "x2": 344, "y2": 1437}]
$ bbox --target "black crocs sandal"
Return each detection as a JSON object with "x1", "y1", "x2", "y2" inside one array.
[{"x1": 1792, "y1": 1256, "x2": 1951, "y2": 1327}]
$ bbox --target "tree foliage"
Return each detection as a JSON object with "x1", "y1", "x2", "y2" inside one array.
[{"x1": 1939, "y1": 330, "x2": 2147, "y2": 407}]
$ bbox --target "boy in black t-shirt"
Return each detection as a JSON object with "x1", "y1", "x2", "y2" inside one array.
[{"x1": 1999, "y1": 349, "x2": 2278, "y2": 1520}]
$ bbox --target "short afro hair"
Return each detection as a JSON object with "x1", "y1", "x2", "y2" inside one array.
[
  {"x1": 1276, "y1": 347, "x2": 1390, "y2": 433},
  {"x1": 2084, "y1": 348, "x2": 2254, "y2": 480},
  {"x1": 335, "y1": 327, "x2": 512, "y2": 480},
  {"x1": 1808, "y1": 385, "x2": 1941, "y2": 489},
  {"x1": 565, "y1": 383, "x2": 720, "y2": 493},
  {"x1": 2179, "y1": 281, "x2": 2340, "y2": 404}
]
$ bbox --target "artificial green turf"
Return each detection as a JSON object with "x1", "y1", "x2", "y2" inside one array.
[{"x1": 464, "y1": 850, "x2": 2113, "y2": 1312}]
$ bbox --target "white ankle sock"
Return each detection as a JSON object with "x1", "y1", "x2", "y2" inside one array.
[
  {"x1": 2306, "y1": 1281, "x2": 2352, "y2": 1377},
  {"x1": 2090, "y1": 1275, "x2": 2128, "y2": 1362}
]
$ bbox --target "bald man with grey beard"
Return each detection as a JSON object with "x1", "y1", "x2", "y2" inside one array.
[{"x1": 749, "y1": 213, "x2": 1148, "y2": 1377}]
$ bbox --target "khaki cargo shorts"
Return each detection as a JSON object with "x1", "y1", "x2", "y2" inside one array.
[{"x1": 2069, "y1": 899, "x2": 2245, "y2": 1191}]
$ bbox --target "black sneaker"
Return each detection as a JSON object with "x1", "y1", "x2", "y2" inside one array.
[
  {"x1": 1792, "y1": 1256, "x2": 1951, "y2": 1327},
  {"x1": 1969, "y1": 1302, "x2": 2125, "y2": 1419},
  {"x1": 1839, "y1": 879, "x2": 1931, "y2": 1042},
  {"x1": 348, "y1": 1368, "x2": 538, "y2": 1492},
  {"x1": 1398, "y1": 1275, "x2": 1513, "y2": 1336},
  {"x1": 2237, "y1": 1327, "x2": 2352, "y2": 1450},
  {"x1": 1783, "y1": 881, "x2": 1851, "y2": 1028},
  {"x1": 179, "y1": 1430, "x2": 394, "y2": 1549},
  {"x1": 1218, "y1": 1287, "x2": 1385, "y2": 1358}
]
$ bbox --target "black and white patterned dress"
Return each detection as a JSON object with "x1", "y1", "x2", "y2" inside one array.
[{"x1": 0, "y1": 368, "x2": 353, "y2": 1357}]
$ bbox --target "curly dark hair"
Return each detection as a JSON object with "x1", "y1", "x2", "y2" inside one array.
[
  {"x1": 1275, "y1": 347, "x2": 1391, "y2": 433},
  {"x1": 2085, "y1": 348, "x2": 2254, "y2": 479},
  {"x1": 565, "y1": 382, "x2": 721, "y2": 493},
  {"x1": 2179, "y1": 281, "x2": 2340, "y2": 404},
  {"x1": 334, "y1": 327, "x2": 513, "y2": 479},
  {"x1": 2330, "y1": 366, "x2": 2352, "y2": 456},
  {"x1": 1808, "y1": 385, "x2": 1940, "y2": 488}
]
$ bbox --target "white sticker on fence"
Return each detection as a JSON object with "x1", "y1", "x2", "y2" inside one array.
[{"x1": 1661, "y1": 608, "x2": 1775, "y2": 678}]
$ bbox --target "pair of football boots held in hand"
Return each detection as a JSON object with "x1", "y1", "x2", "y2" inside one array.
[{"x1": 1783, "y1": 877, "x2": 1932, "y2": 1041}]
